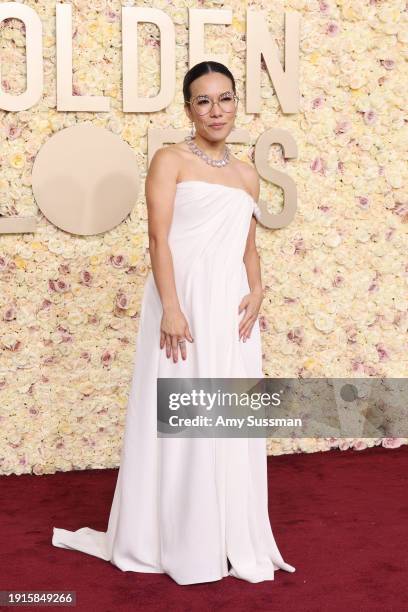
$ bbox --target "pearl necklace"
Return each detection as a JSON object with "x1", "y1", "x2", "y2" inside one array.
[{"x1": 184, "y1": 134, "x2": 230, "y2": 167}]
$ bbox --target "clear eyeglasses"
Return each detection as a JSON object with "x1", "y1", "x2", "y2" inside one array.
[{"x1": 187, "y1": 91, "x2": 239, "y2": 116}]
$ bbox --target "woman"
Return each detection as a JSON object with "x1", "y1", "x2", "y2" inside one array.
[{"x1": 52, "y1": 61, "x2": 296, "y2": 585}]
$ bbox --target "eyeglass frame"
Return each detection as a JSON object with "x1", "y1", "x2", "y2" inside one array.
[{"x1": 185, "y1": 90, "x2": 239, "y2": 116}]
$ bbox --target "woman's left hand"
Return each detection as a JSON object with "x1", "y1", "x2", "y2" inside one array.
[{"x1": 238, "y1": 290, "x2": 264, "y2": 341}]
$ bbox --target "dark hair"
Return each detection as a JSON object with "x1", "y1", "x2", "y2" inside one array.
[{"x1": 183, "y1": 61, "x2": 236, "y2": 103}]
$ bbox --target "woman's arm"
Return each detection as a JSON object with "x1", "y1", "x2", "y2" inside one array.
[
  {"x1": 239, "y1": 168, "x2": 264, "y2": 341},
  {"x1": 145, "y1": 147, "x2": 180, "y2": 311},
  {"x1": 243, "y1": 218, "x2": 263, "y2": 297},
  {"x1": 145, "y1": 147, "x2": 193, "y2": 362}
]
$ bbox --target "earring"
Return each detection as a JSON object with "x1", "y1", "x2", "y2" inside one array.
[{"x1": 190, "y1": 122, "x2": 196, "y2": 137}]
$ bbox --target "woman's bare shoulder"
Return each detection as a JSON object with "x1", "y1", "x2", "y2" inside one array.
[
  {"x1": 146, "y1": 143, "x2": 194, "y2": 194},
  {"x1": 150, "y1": 142, "x2": 189, "y2": 169},
  {"x1": 235, "y1": 159, "x2": 260, "y2": 200},
  {"x1": 148, "y1": 144, "x2": 181, "y2": 180}
]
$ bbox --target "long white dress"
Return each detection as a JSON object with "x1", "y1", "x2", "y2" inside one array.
[{"x1": 52, "y1": 180, "x2": 296, "y2": 585}]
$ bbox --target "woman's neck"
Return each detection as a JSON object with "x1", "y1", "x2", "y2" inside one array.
[{"x1": 192, "y1": 133, "x2": 227, "y2": 160}]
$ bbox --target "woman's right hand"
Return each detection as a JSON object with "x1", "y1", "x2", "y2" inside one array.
[{"x1": 160, "y1": 306, "x2": 194, "y2": 363}]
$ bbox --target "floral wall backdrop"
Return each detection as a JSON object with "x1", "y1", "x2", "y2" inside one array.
[{"x1": 0, "y1": 0, "x2": 407, "y2": 475}]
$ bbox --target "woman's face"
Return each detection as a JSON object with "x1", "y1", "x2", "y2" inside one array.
[{"x1": 185, "y1": 72, "x2": 237, "y2": 141}]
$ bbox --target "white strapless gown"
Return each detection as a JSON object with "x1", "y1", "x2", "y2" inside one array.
[{"x1": 52, "y1": 180, "x2": 296, "y2": 585}]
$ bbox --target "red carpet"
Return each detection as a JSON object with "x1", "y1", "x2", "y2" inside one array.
[{"x1": 0, "y1": 445, "x2": 406, "y2": 611}]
